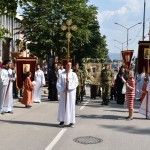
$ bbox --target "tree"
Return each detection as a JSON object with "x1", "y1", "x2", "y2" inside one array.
[
  {"x1": 19, "y1": 0, "x2": 108, "y2": 61},
  {"x1": 0, "y1": 0, "x2": 34, "y2": 16},
  {"x1": 0, "y1": 0, "x2": 33, "y2": 41}
]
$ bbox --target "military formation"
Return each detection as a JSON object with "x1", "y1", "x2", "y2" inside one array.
[{"x1": 72, "y1": 61, "x2": 114, "y2": 105}]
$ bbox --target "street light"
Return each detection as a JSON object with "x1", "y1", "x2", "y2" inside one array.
[
  {"x1": 115, "y1": 22, "x2": 142, "y2": 50},
  {"x1": 114, "y1": 39, "x2": 131, "y2": 50}
]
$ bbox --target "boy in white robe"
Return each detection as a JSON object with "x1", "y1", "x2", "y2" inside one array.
[
  {"x1": 33, "y1": 64, "x2": 45, "y2": 103},
  {"x1": 57, "y1": 62, "x2": 78, "y2": 127},
  {"x1": 3, "y1": 62, "x2": 16, "y2": 113},
  {"x1": 0, "y1": 60, "x2": 12, "y2": 114}
]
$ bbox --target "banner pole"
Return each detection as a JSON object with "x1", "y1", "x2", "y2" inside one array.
[{"x1": 146, "y1": 91, "x2": 148, "y2": 119}]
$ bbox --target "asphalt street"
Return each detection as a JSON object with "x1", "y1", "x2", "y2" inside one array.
[{"x1": 0, "y1": 86, "x2": 150, "y2": 150}]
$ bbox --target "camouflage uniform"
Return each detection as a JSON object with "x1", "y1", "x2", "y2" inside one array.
[
  {"x1": 95, "y1": 68, "x2": 101, "y2": 97},
  {"x1": 100, "y1": 65, "x2": 114, "y2": 105},
  {"x1": 81, "y1": 67, "x2": 87, "y2": 98},
  {"x1": 74, "y1": 69, "x2": 83, "y2": 104},
  {"x1": 90, "y1": 68, "x2": 97, "y2": 99}
]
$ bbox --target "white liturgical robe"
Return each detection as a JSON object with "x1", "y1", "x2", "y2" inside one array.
[
  {"x1": 0, "y1": 68, "x2": 9, "y2": 113},
  {"x1": 33, "y1": 70, "x2": 45, "y2": 103},
  {"x1": 57, "y1": 70, "x2": 78, "y2": 124},
  {"x1": 3, "y1": 68, "x2": 16, "y2": 112},
  {"x1": 135, "y1": 72, "x2": 145, "y2": 99},
  {"x1": 139, "y1": 81, "x2": 150, "y2": 118}
]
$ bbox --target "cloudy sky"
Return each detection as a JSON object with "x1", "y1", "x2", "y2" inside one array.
[{"x1": 88, "y1": 0, "x2": 150, "y2": 57}]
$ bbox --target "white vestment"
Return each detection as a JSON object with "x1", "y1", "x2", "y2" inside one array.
[
  {"x1": 57, "y1": 70, "x2": 78, "y2": 124},
  {"x1": 3, "y1": 68, "x2": 16, "y2": 112},
  {"x1": 0, "y1": 68, "x2": 9, "y2": 113},
  {"x1": 139, "y1": 81, "x2": 150, "y2": 119},
  {"x1": 58, "y1": 69, "x2": 65, "y2": 76},
  {"x1": 135, "y1": 72, "x2": 145, "y2": 99},
  {"x1": 33, "y1": 70, "x2": 45, "y2": 102}
]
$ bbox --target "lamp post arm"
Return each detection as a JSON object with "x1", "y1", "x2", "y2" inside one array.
[
  {"x1": 114, "y1": 39, "x2": 122, "y2": 44},
  {"x1": 128, "y1": 22, "x2": 142, "y2": 30},
  {"x1": 115, "y1": 23, "x2": 128, "y2": 29}
]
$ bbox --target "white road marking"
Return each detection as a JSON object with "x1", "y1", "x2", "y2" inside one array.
[
  {"x1": 45, "y1": 128, "x2": 67, "y2": 150},
  {"x1": 80, "y1": 100, "x2": 90, "y2": 110},
  {"x1": 45, "y1": 99, "x2": 89, "y2": 150}
]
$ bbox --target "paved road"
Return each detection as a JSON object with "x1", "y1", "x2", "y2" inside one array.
[{"x1": 0, "y1": 87, "x2": 150, "y2": 150}]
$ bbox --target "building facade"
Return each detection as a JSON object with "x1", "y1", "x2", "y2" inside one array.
[{"x1": 0, "y1": 14, "x2": 23, "y2": 61}]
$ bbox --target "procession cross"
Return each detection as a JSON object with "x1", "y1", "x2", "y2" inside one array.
[
  {"x1": 61, "y1": 19, "x2": 77, "y2": 108},
  {"x1": 61, "y1": 19, "x2": 77, "y2": 62}
]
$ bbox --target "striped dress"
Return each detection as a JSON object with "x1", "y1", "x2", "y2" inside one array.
[{"x1": 126, "y1": 78, "x2": 135, "y2": 109}]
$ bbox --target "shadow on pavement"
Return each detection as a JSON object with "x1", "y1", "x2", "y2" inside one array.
[
  {"x1": 76, "y1": 114, "x2": 125, "y2": 120},
  {"x1": 0, "y1": 119, "x2": 59, "y2": 128},
  {"x1": 100, "y1": 124, "x2": 150, "y2": 135}
]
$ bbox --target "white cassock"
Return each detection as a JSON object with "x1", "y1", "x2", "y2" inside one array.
[
  {"x1": 0, "y1": 68, "x2": 9, "y2": 113},
  {"x1": 3, "y1": 68, "x2": 16, "y2": 112},
  {"x1": 58, "y1": 69, "x2": 65, "y2": 76},
  {"x1": 139, "y1": 81, "x2": 150, "y2": 118},
  {"x1": 33, "y1": 70, "x2": 45, "y2": 103},
  {"x1": 57, "y1": 70, "x2": 78, "y2": 124},
  {"x1": 135, "y1": 72, "x2": 145, "y2": 99}
]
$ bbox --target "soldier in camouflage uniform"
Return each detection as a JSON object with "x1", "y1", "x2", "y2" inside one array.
[
  {"x1": 80, "y1": 64, "x2": 87, "y2": 99},
  {"x1": 90, "y1": 67, "x2": 97, "y2": 99},
  {"x1": 73, "y1": 63, "x2": 83, "y2": 104},
  {"x1": 100, "y1": 63, "x2": 114, "y2": 105},
  {"x1": 95, "y1": 65, "x2": 102, "y2": 97}
]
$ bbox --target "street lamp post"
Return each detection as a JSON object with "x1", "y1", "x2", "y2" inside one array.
[
  {"x1": 115, "y1": 22, "x2": 142, "y2": 50},
  {"x1": 114, "y1": 39, "x2": 131, "y2": 50}
]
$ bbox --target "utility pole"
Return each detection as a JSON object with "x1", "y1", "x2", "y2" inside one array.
[{"x1": 142, "y1": 0, "x2": 146, "y2": 40}]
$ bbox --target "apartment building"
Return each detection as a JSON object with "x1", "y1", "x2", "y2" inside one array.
[{"x1": 0, "y1": 13, "x2": 23, "y2": 61}]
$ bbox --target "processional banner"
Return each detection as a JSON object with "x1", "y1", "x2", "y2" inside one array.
[
  {"x1": 15, "y1": 57, "x2": 37, "y2": 89},
  {"x1": 137, "y1": 41, "x2": 150, "y2": 74},
  {"x1": 121, "y1": 50, "x2": 134, "y2": 69},
  {"x1": 47, "y1": 55, "x2": 58, "y2": 70}
]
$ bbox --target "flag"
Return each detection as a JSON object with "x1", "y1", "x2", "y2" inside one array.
[
  {"x1": 131, "y1": 56, "x2": 135, "y2": 62},
  {"x1": 121, "y1": 50, "x2": 134, "y2": 69}
]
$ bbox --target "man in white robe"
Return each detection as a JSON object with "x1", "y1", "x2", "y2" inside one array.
[
  {"x1": 0, "y1": 60, "x2": 12, "y2": 114},
  {"x1": 139, "y1": 81, "x2": 150, "y2": 119},
  {"x1": 135, "y1": 72, "x2": 145, "y2": 101},
  {"x1": 33, "y1": 64, "x2": 46, "y2": 103},
  {"x1": 3, "y1": 62, "x2": 16, "y2": 113},
  {"x1": 57, "y1": 62, "x2": 78, "y2": 127}
]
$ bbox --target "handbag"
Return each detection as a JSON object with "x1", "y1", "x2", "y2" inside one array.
[{"x1": 122, "y1": 83, "x2": 126, "y2": 94}]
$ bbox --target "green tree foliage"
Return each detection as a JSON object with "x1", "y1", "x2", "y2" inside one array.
[
  {"x1": 0, "y1": 24, "x2": 10, "y2": 43},
  {"x1": 0, "y1": 0, "x2": 32, "y2": 40},
  {"x1": 0, "y1": 0, "x2": 31, "y2": 16},
  {"x1": 19, "y1": 0, "x2": 108, "y2": 61}
]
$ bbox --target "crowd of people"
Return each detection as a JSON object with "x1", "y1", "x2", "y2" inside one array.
[{"x1": 0, "y1": 59, "x2": 150, "y2": 129}]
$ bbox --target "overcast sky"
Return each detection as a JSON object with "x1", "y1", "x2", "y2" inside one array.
[{"x1": 88, "y1": 0, "x2": 150, "y2": 56}]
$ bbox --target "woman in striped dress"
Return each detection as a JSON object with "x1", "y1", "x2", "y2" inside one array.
[{"x1": 122, "y1": 70, "x2": 135, "y2": 120}]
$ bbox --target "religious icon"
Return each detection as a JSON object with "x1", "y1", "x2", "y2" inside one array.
[
  {"x1": 23, "y1": 64, "x2": 30, "y2": 73},
  {"x1": 144, "y1": 48, "x2": 150, "y2": 59},
  {"x1": 125, "y1": 55, "x2": 130, "y2": 62}
]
